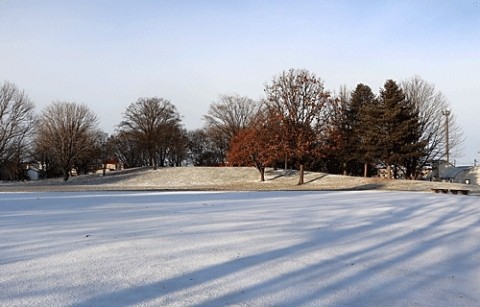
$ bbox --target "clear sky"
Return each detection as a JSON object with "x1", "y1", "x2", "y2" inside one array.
[{"x1": 1, "y1": 0, "x2": 479, "y2": 164}]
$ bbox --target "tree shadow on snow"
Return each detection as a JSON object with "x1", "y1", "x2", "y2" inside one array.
[
  {"x1": 265, "y1": 169, "x2": 298, "y2": 181},
  {"x1": 71, "y1": 193, "x2": 480, "y2": 306}
]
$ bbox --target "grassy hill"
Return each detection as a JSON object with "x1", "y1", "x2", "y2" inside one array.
[{"x1": 2, "y1": 166, "x2": 478, "y2": 194}]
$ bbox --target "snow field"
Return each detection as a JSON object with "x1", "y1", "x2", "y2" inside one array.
[{"x1": 0, "y1": 191, "x2": 479, "y2": 306}]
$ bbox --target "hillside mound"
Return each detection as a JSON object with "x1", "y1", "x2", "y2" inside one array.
[{"x1": 3, "y1": 166, "x2": 478, "y2": 194}]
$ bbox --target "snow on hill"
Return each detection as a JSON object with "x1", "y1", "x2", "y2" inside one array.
[{"x1": 1, "y1": 167, "x2": 478, "y2": 194}]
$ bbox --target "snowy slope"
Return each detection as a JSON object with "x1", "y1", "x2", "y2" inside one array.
[
  {"x1": 1, "y1": 191, "x2": 479, "y2": 306},
  {"x1": 6, "y1": 167, "x2": 478, "y2": 193}
]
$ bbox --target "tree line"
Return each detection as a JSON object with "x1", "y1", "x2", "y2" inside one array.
[{"x1": 0, "y1": 70, "x2": 462, "y2": 183}]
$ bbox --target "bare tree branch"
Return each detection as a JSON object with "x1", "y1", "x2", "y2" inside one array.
[
  {"x1": 263, "y1": 69, "x2": 333, "y2": 184},
  {"x1": 203, "y1": 94, "x2": 260, "y2": 160},
  {"x1": 36, "y1": 101, "x2": 99, "y2": 181},
  {"x1": 118, "y1": 97, "x2": 184, "y2": 168},
  {"x1": 0, "y1": 81, "x2": 36, "y2": 180},
  {"x1": 402, "y1": 76, "x2": 465, "y2": 165}
]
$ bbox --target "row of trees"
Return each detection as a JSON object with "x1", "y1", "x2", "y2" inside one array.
[
  {"x1": 0, "y1": 82, "x2": 107, "y2": 181},
  {"x1": 227, "y1": 70, "x2": 462, "y2": 184},
  {"x1": 0, "y1": 82, "x2": 187, "y2": 181},
  {"x1": 0, "y1": 70, "x2": 461, "y2": 183},
  {"x1": 229, "y1": 70, "x2": 461, "y2": 184}
]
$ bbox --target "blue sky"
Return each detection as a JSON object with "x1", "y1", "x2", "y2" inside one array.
[{"x1": 1, "y1": 0, "x2": 479, "y2": 164}]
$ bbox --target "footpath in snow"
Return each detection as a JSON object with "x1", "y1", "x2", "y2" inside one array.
[{"x1": 0, "y1": 190, "x2": 479, "y2": 306}]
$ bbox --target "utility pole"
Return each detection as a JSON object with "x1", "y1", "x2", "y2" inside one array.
[{"x1": 442, "y1": 110, "x2": 451, "y2": 164}]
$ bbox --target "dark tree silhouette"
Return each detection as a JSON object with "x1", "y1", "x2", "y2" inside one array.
[
  {"x1": 360, "y1": 80, "x2": 427, "y2": 179},
  {"x1": 119, "y1": 97, "x2": 183, "y2": 169},
  {"x1": 0, "y1": 81, "x2": 36, "y2": 180},
  {"x1": 37, "y1": 102, "x2": 99, "y2": 181},
  {"x1": 203, "y1": 94, "x2": 260, "y2": 162},
  {"x1": 349, "y1": 84, "x2": 378, "y2": 177}
]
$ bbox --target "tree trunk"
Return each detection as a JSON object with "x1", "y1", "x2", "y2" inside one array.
[
  {"x1": 298, "y1": 164, "x2": 304, "y2": 185},
  {"x1": 102, "y1": 162, "x2": 107, "y2": 176},
  {"x1": 62, "y1": 168, "x2": 70, "y2": 181},
  {"x1": 343, "y1": 162, "x2": 347, "y2": 176},
  {"x1": 364, "y1": 163, "x2": 368, "y2": 177},
  {"x1": 255, "y1": 162, "x2": 266, "y2": 182}
]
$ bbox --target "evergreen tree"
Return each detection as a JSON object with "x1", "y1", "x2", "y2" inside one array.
[
  {"x1": 378, "y1": 80, "x2": 426, "y2": 179},
  {"x1": 345, "y1": 84, "x2": 377, "y2": 176},
  {"x1": 357, "y1": 85, "x2": 383, "y2": 176},
  {"x1": 356, "y1": 80, "x2": 426, "y2": 179}
]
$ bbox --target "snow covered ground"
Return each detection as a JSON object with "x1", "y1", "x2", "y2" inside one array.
[{"x1": 1, "y1": 191, "x2": 479, "y2": 306}]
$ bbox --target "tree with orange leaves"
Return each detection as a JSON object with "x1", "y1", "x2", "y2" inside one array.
[
  {"x1": 263, "y1": 69, "x2": 334, "y2": 185},
  {"x1": 227, "y1": 110, "x2": 282, "y2": 181}
]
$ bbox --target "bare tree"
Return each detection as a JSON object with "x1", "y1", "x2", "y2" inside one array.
[
  {"x1": 164, "y1": 126, "x2": 188, "y2": 167},
  {"x1": 0, "y1": 81, "x2": 36, "y2": 180},
  {"x1": 74, "y1": 130, "x2": 108, "y2": 176},
  {"x1": 36, "y1": 101, "x2": 99, "y2": 181},
  {"x1": 119, "y1": 97, "x2": 183, "y2": 169},
  {"x1": 187, "y1": 129, "x2": 224, "y2": 166},
  {"x1": 263, "y1": 69, "x2": 333, "y2": 185},
  {"x1": 108, "y1": 131, "x2": 146, "y2": 168},
  {"x1": 325, "y1": 85, "x2": 365, "y2": 176},
  {"x1": 402, "y1": 76, "x2": 464, "y2": 169},
  {"x1": 203, "y1": 94, "x2": 260, "y2": 160}
]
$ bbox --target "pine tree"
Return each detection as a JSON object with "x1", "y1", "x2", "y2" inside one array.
[
  {"x1": 356, "y1": 80, "x2": 427, "y2": 179},
  {"x1": 378, "y1": 80, "x2": 427, "y2": 179},
  {"x1": 345, "y1": 84, "x2": 377, "y2": 176},
  {"x1": 357, "y1": 85, "x2": 383, "y2": 176}
]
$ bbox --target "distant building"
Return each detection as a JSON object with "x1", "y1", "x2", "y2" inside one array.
[
  {"x1": 25, "y1": 160, "x2": 44, "y2": 181},
  {"x1": 95, "y1": 159, "x2": 124, "y2": 174},
  {"x1": 432, "y1": 160, "x2": 480, "y2": 185}
]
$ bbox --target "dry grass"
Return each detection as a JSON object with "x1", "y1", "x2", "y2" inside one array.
[{"x1": 1, "y1": 166, "x2": 478, "y2": 195}]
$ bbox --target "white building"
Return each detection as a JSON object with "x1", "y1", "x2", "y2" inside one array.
[{"x1": 435, "y1": 161, "x2": 480, "y2": 185}]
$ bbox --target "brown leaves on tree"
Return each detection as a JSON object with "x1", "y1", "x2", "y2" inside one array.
[
  {"x1": 263, "y1": 69, "x2": 335, "y2": 185},
  {"x1": 227, "y1": 112, "x2": 281, "y2": 182}
]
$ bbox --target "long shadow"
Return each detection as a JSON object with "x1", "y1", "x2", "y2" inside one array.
[
  {"x1": 198, "y1": 196, "x2": 480, "y2": 306},
  {"x1": 72, "y1": 223, "x2": 367, "y2": 306},
  {"x1": 349, "y1": 183, "x2": 385, "y2": 190},
  {"x1": 0, "y1": 190, "x2": 327, "y2": 267},
  {"x1": 265, "y1": 169, "x2": 298, "y2": 181},
  {"x1": 308, "y1": 183, "x2": 385, "y2": 191},
  {"x1": 64, "y1": 167, "x2": 153, "y2": 186},
  {"x1": 3, "y1": 191, "x2": 479, "y2": 306},
  {"x1": 71, "y1": 193, "x2": 480, "y2": 306},
  {"x1": 303, "y1": 173, "x2": 328, "y2": 184},
  {"x1": 0, "y1": 167, "x2": 153, "y2": 192}
]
